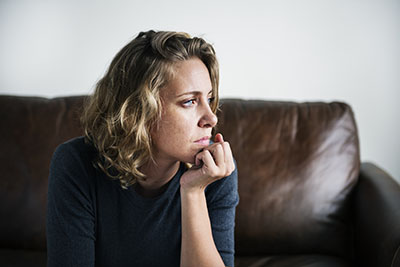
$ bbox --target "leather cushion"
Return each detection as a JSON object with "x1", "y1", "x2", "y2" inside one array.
[
  {"x1": 217, "y1": 99, "x2": 359, "y2": 260},
  {"x1": 0, "y1": 249, "x2": 46, "y2": 267},
  {"x1": 0, "y1": 95, "x2": 85, "y2": 249},
  {"x1": 235, "y1": 254, "x2": 352, "y2": 267}
]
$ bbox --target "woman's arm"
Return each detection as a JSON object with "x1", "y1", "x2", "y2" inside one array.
[
  {"x1": 180, "y1": 133, "x2": 236, "y2": 267},
  {"x1": 46, "y1": 143, "x2": 96, "y2": 267},
  {"x1": 180, "y1": 188, "x2": 226, "y2": 267}
]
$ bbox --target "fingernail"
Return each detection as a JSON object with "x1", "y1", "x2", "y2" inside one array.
[{"x1": 219, "y1": 133, "x2": 224, "y2": 142}]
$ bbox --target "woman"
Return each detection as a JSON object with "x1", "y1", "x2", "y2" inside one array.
[{"x1": 46, "y1": 30, "x2": 239, "y2": 267}]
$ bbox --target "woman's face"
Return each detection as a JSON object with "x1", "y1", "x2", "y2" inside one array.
[{"x1": 151, "y1": 57, "x2": 218, "y2": 164}]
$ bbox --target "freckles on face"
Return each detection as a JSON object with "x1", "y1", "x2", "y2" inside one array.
[
  {"x1": 157, "y1": 107, "x2": 193, "y2": 146},
  {"x1": 150, "y1": 57, "x2": 216, "y2": 164}
]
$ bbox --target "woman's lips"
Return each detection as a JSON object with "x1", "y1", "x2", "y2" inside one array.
[{"x1": 194, "y1": 136, "x2": 211, "y2": 146}]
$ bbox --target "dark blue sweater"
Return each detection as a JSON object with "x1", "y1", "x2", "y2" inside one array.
[{"x1": 46, "y1": 137, "x2": 239, "y2": 267}]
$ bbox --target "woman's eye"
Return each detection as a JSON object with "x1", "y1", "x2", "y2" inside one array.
[
  {"x1": 183, "y1": 99, "x2": 196, "y2": 107},
  {"x1": 208, "y1": 97, "x2": 215, "y2": 104}
]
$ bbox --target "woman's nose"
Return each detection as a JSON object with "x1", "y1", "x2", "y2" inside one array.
[{"x1": 198, "y1": 103, "x2": 218, "y2": 128}]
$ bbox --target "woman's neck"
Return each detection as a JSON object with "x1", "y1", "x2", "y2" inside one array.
[{"x1": 135, "y1": 160, "x2": 180, "y2": 198}]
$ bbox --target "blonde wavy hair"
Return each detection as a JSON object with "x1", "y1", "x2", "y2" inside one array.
[{"x1": 81, "y1": 30, "x2": 219, "y2": 189}]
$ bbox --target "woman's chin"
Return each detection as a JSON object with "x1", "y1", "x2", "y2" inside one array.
[
  {"x1": 182, "y1": 157, "x2": 196, "y2": 165},
  {"x1": 179, "y1": 150, "x2": 201, "y2": 165}
]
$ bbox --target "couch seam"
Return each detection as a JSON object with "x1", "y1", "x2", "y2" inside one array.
[{"x1": 391, "y1": 244, "x2": 400, "y2": 267}]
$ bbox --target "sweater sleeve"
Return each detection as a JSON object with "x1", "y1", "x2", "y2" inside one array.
[
  {"x1": 46, "y1": 142, "x2": 96, "y2": 267},
  {"x1": 205, "y1": 162, "x2": 239, "y2": 267}
]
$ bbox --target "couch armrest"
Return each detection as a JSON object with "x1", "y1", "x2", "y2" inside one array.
[{"x1": 354, "y1": 162, "x2": 400, "y2": 267}]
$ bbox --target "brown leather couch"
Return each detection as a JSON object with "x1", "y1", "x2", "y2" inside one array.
[{"x1": 1, "y1": 95, "x2": 399, "y2": 267}]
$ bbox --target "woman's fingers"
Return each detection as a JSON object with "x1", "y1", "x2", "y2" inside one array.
[
  {"x1": 194, "y1": 142, "x2": 224, "y2": 168},
  {"x1": 182, "y1": 134, "x2": 235, "y2": 190},
  {"x1": 222, "y1": 141, "x2": 235, "y2": 173},
  {"x1": 201, "y1": 150, "x2": 217, "y2": 172},
  {"x1": 210, "y1": 143, "x2": 225, "y2": 168},
  {"x1": 195, "y1": 151, "x2": 202, "y2": 167},
  {"x1": 202, "y1": 133, "x2": 235, "y2": 178},
  {"x1": 214, "y1": 133, "x2": 224, "y2": 143}
]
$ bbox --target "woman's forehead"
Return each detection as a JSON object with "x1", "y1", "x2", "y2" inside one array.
[{"x1": 162, "y1": 59, "x2": 212, "y2": 98}]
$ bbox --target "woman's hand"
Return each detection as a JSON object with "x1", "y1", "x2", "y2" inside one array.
[
  {"x1": 180, "y1": 133, "x2": 234, "y2": 266},
  {"x1": 180, "y1": 133, "x2": 235, "y2": 193}
]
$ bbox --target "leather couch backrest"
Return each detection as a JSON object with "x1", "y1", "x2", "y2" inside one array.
[
  {"x1": 0, "y1": 96, "x2": 360, "y2": 260},
  {"x1": 0, "y1": 95, "x2": 85, "y2": 250},
  {"x1": 217, "y1": 99, "x2": 360, "y2": 260}
]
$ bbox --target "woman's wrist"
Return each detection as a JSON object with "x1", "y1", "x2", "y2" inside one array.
[{"x1": 180, "y1": 184, "x2": 206, "y2": 198}]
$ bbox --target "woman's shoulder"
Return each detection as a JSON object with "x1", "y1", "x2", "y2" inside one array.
[
  {"x1": 51, "y1": 136, "x2": 98, "y2": 177},
  {"x1": 53, "y1": 136, "x2": 96, "y2": 162},
  {"x1": 49, "y1": 136, "x2": 100, "y2": 195}
]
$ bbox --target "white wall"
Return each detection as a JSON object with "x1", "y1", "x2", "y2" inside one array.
[{"x1": 1, "y1": 0, "x2": 399, "y2": 182}]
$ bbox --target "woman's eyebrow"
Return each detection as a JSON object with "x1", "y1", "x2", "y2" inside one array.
[{"x1": 176, "y1": 90, "x2": 213, "y2": 97}]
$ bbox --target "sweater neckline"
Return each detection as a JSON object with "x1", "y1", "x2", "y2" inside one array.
[{"x1": 126, "y1": 162, "x2": 186, "y2": 205}]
